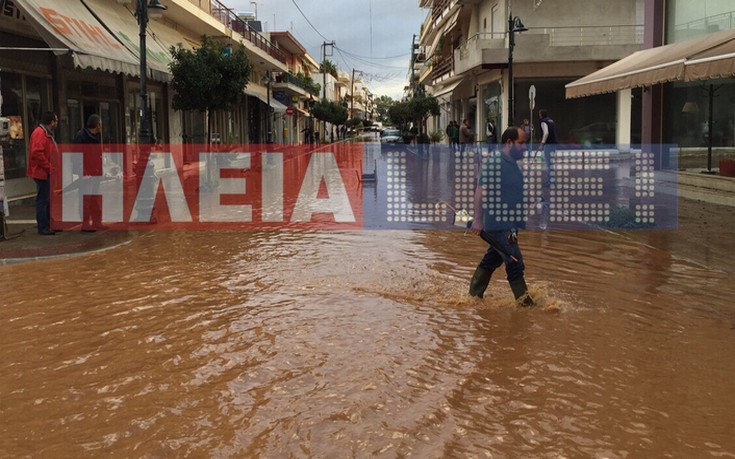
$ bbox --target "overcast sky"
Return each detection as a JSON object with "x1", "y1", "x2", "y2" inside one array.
[{"x1": 228, "y1": 0, "x2": 427, "y2": 100}]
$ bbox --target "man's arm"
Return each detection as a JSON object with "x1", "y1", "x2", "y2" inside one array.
[
  {"x1": 470, "y1": 183, "x2": 485, "y2": 234},
  {"x1": 540, "y1": 121, "x2": 549, "y2": 144},
  {"x1": 29, "y1": 129, "x2": 52, "y2": 172}
]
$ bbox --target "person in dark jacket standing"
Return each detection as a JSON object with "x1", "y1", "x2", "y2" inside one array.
[
  {"x1": 27, "y1": 111, "x2": 58, "y2": 235},
  {"x1": 468, "y1": 126, "x2": 534, "y2": 306},
  {"x1": 73, "y1": 114, "x2": 103, "y2": 231},
  {"x1": 538, "y1": 109, "x2": 558, "y2": 186}
]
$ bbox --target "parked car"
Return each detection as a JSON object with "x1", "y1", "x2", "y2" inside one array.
[
  {"x1": 569, "y1": 122, "x2": 616, "y2": 145},
  {"x1": 380, "y1": 128, "x2": 403, "y2": 144}
]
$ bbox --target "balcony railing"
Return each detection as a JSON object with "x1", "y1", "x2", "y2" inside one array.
[
  {"x1": 672, "y1": 11, "x2": 734, "y2": 41},
  {"x1": 431, "y1": 54, "x2": 454, "y2": 81},
  {"x1": 209, "y1": 0, "x2": 287, "y2": 64},
  {"x1": 274, "y1": 72, "x2": 320, "y2": 96},
  {"x1": 459, "y1": 24, "x2": 643, "y2": 55}
]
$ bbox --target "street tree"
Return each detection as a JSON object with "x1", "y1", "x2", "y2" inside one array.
[
  {"x1": 169, "y1": 36, "x2": 252, "y2": 144},
  {"x1": 311, "y1": 100, "x2": 348, "y2": 141},
  {"x1": 374, "y1": 95, "x2": 396, "y2": 124}
]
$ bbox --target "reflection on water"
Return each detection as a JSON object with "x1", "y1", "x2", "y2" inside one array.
[{"x1": 2, "y1": 218, "x2": 735, "y2": 457}]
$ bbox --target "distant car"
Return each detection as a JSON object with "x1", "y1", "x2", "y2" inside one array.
[
  {"x1": 380, "y1": 128, "x2": 402, "y2": 144},
  {"x1": 570, "y1": 122, "x2": 616, "y2": 145}
]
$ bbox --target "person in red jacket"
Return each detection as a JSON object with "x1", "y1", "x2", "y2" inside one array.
[{"x1": 27, "y1": 111, "x2": 58, "y2": 235}]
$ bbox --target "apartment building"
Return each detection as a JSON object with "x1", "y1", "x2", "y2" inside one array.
[
  {"x1": 416, "y1": 0, "x2": 643, "y2": 144},
  {"x1": 415, "y1": 0, "x2": 733, "y2": 161}
]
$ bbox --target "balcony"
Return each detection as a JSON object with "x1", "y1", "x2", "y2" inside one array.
[
  {"x1": 273, "y1": 72, "x2": 320, "y2": 98},
  {"x1": 209, "y1": 0, "x2": 287, "y2": 64},
  {"x1": 454, "y1": 25, "x2": 644, "y2": 78}
]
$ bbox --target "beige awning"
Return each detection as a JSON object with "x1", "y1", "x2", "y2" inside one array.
[
  {"x1": 566, "y1": 30, "x2": 735, "y2": 99},
  {"x1": 13, "y1": 0, "x2": 139, "y2": 76},
  {"x1": 430, "y1": 77, "x2": 465, "y2": 99}
]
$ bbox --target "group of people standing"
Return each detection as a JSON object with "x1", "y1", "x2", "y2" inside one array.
[
  {"x1": 444, "y1": 119, "x2": 475, "y2": 155},
  {"x1": 27, "y1": 112, "x2": 104, "y2": 235}
]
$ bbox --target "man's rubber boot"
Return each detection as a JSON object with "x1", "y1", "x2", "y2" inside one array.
[
  {"x1": 509, "y1": 278, "x2": 535, "y2": 307},
  {"x1": 469, "y1": 267, "x2": 493, "y2": 298}
]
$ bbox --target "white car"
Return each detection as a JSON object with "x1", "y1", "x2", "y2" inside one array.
[{"x1": 380, "y1": 128, "x2": 402, "y2": 144}]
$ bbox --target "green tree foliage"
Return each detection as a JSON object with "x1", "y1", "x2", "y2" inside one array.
[
  {"x1": 311, "y1": 100, "x2": 348, "y2": 126},
  {"x1": 408, "y1": 94, "x2": 440, "y2": 122},
  {"x1": 319, "y1": 59, "x2": 338, "y2": 78},
  {"x1": 291, "y1": 71, "x2": 321, "y2": 96},
  {"x1": 169, "y1": 36, "x2": 252, "y2": 113},
  {"x1": 387, "y1": 94, "x2": 440, "y2": 132},
  {"x1": 387, "y1": 102, "x2": 412, "y2": 131},
  {"x1": 374, "y1": 95, "x2": 395, "y2": 123}
]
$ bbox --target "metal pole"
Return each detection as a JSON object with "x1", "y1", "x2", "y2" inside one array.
[
  {"x1": 706, "y1": 83, "x2": 714, "y2": 173},
  {"x1": 266, "y1": 70, "x2": 273, "y2": 144},
  {"x1": 138, "y1": 0, "x2": 151, "y2": 145},
  {"x1": 507, "y1": 14, "x2": 514, "y2": 127}
]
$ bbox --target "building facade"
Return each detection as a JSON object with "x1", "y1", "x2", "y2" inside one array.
[
  {"x1": 415, "y1": 0, "x2": 733, "y2": 164},
  {"x1": 417, "y1": 0, "x2": 644, "y2": 145},
  {"x1": 0, "y1": 0, "x2": 296, "y2": 201}
]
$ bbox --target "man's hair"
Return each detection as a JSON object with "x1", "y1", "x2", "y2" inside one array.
[
  {"x1": 501, "y1": 126, "x2": 521, "y2": 144},
  {"x1": 41, "y1": 111, "x2": 57, "y2": 125},
  {"x1": 87, "y1": 114, "x2": 101, "y2": 129},
  {"x1": 539, "y1": 109, "x2": 548, "y2": 118}
]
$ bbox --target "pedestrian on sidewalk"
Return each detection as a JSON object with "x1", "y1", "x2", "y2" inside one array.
[
  {"x1": 73, "y1": 114, "x2": 103, "y2": 231},
  {"x1": 538, "y1": 109, "x2": 558, "y2": 186},
  {"x1": 486, "y1": 117, "x2": 497, "y2": 152},
  {"x1": 468, "y1": 125, "x2": 534, "y2": 306},
  {"x1": 27, "y1": 111, "x2": 58, "y2": 235},
  {"x1": 459, "y1": 119, "x2": 472, "y2": 157}
]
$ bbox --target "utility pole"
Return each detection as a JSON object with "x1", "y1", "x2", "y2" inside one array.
[
  {"x1": 411, "y1": 34, "x2": 416, "y2": 96},
  {"x1": 351, "y1": 68, "x2": 355, "y2": 121},
  {"x1": 321, "y1": 41, "x2": 335, "y2": 100},
  {"x1": 321, "y1": 40, "x2": 335, "y2": 142}
]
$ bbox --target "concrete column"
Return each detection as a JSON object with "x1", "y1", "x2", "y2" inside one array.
[{"x1": 616, "y1": 88, "x2": 632, "y2": 149}]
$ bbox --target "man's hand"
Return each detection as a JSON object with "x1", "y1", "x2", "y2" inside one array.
[
  {"x1": 470, "y1": 219, "x2": 483, "y2": 235},
  {"x1": 508, "y1": 228, "x2": 518, "y2": 244}
]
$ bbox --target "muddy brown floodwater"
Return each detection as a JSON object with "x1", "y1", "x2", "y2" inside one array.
[{"x1": 2, "y1": 198, "x2": 734, "y2": 458}]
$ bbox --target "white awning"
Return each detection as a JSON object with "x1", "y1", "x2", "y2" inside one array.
[
  {"x1": 566, "y1": 30, "x2": 735, "y2": 99},
  {"x1": 13, "y1": 0, "x2": 139, "y2": 76},
  {"x1": 245, "y1": 86, "x2": 287, "y2": 112},
  {"x1": 83, "y1": 0, "x2": 173, "y2": 82}
]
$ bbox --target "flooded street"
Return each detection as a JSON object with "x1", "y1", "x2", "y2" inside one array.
[{"x1": 3, "y1": 197, "x2": 735, "y2": 458}]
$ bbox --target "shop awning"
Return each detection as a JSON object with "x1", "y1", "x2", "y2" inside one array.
[
  {"x1": 431, "y1": 77, "x2": 465, "y2": 99},
  {"x1": 13, "y1": 0, "x2": 139, "y2": 76},
  {"x1": 245, "y1": 86, "x2": 287, "y2": 112},
  {"x1": 82, "y1": 0, "x2": 174, "y2": 82},
  {"x1": 566, "y1": 30, "x2": 735, "y2": 99}
]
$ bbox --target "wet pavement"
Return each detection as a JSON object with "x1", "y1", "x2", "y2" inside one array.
[
  {"x1": 0, "y1": 202, "x2": 135, "y2": 264},
  {"x1": 2, "y1": 144, "x2": 735, "y2": 457}
]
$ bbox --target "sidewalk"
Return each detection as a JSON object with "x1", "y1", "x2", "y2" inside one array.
[
  {"x1": 1, "y1": 200, "x2": 135, "y2": 265},
  {"x1": 2, "y1": 167, "x2": 733, "y2": 265}
]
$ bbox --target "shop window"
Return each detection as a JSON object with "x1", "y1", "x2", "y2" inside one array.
[
  {"x1": 100, "y1": 101, "x2": 121, "y2": 144},
  {"x1": 25, "y1": 76, "x2": 51, "y2": 131},
  {"x1": 68, "y1": 99, "x2": 81, "y2": 141},
  {"x1": 1, "y1": 72, "x2": 26, "y2": 179}
]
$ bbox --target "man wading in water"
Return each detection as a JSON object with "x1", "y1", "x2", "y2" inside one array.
[{"x1": 468, "y1": 126, "x2": 534, "y2": 306}]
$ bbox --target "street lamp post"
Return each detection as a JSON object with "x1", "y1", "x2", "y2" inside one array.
[
  {"x1": 507, "y1": 14, "x2": 527, "y2": 126},
  {"x1": 136, "y1": 0, "x2": 166, "y2": 145},
  {"x1": 263, "y1": 70, "x2": 273, "y2": 143}
]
